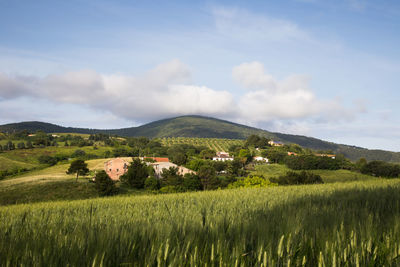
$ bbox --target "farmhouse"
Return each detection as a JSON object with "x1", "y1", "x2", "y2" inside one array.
[
  {"x1": 104, "y1": 158, "x2": 129, "y2": 180},
  {"x1": 268, "y1": 140, "x2": 284, "y2": 147},
  {"x1": 253, "y1": 156, "x2": 269, "y2": 163},
  {"x1": 151, "y1": 162, "x2": 195, "y2": 178},
  {"x1": 213, "y1": 151, "x2": 234, "y2": 161}
]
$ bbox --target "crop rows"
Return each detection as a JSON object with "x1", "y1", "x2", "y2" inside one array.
[
  {"x1": 1, "y1": 179, "x2": 400, "y2": 266},
  {"x1": 159, "y1": 137, "x2": 243, "y2": 151}
]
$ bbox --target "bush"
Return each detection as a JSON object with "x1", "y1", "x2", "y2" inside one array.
[
  {"x1": 159, "y1": 185, "x2": 185, "y2": 194},
  {"x1": 271, "y1": 171, "x2": 323, "y2": 185},
  {"x1": 361, "y1": 161, "x2": 400, "y2": 178},
  {"x1": 183, "y1": 173, "x2": 202, "y2": 191},
  {"x1": 94, "y1": 170, "x2": 118, "y2": 196},
  {"x1": 38, "y1": 155, "x2": 57, "y2": 166},
  {"x1": 120, "y1": 159, "x2": 148, "y2": 189},
  {"x1": 228, "y1": 175, "x2": 277, "y2": 188},
  {"x1": 285, "y1": 155, "x2": 340, "y2": 170},
  {"x1": 71, "y1": 149, "x2": 86, "y2": 158},
  {"x1": 144, "y1": 176, "x2": 160, "y2": 191}
]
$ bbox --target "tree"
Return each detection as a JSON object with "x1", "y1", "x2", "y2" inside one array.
[
  {"x1": 66, "y1": 159, "x2": 89, "y2": 182},
  {"x1": 6, "y1": 141, "x2": 15, "y2": 151},
  {"x1": 94, "y1": 170, "x2": 118, "y2": 196},
  {"x1": 120, "y1": 159, "x2": 148, "y2": 188},
  {"x1": 26, "y1": 140, "x2": 33, "y2": 149},
  {"x1": 17, "y1": 142, "x2": 25, "y2": 149},
  {"x1": 161, "y1": 167, "x2": 184, "y2": 187},
  {"x1": 38, "y1": 155, "x2": 57, "y2": 166},
  {"x1": 170, "y1": 152, "x2": 187, "y2": 166},
  {"x1": 198, "y1": 164, "x2": 219, "y2": 190},
  {"x1": 144, "y1": 176, "x2": 160, "y2": 191},
  {"x1": 183, "y1": 173, "x2": 202, "y2": 191},
  {"x1": 199, "y1": 149, "x2": 215, "y2": 160},
  {"x1": 238, "y1": 149, "x2": 251, "y2": 165},
  {"x1": 270, "y1": 171, "x2": 323, "y2": 185}
]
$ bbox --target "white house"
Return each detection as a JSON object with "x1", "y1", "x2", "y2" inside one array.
[
  {"x1": 213, "y1": 151, "x2": 234, "y2": 161},
  {"x1": 253, "y1": 156, "x2": 269, "y2": 163}
]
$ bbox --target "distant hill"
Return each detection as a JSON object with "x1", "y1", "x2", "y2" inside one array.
[{"x1": 1, "y1": 115, "x2": 400, "y2": 162}]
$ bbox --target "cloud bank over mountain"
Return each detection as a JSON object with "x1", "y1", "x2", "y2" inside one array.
[{"x1": 0, "y1": 59, "x2": 357, "y2": 127}]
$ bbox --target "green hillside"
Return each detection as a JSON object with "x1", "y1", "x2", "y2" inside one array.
[{"x1": 1, "y1": 115, "x2": 400, "y2": 162}]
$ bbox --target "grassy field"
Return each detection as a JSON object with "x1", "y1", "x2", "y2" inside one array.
[
  {"x1": 0, "y1": 157, "x2": 134, "y2": 206},
  {"x1": 253, "y1": 164, "x2": 377, "y2": 183},
  {"x1": 1, "y1": 179, "x2": 400, "y2": 266},
  {"x1": 158, "y1": 137, "x2": 243, "y2": 151},
  {"x1": 0, "y1": 145, "x2": 113, "y2": 171}
]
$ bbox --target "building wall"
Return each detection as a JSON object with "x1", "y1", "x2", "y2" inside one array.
[{"x1": 104, "y1": 158, "x2": 129, "y2": 180}]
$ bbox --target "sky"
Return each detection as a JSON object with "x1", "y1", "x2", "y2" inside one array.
[{"x1": 0, "y1": 0, "x2": 399, "y2": 151}]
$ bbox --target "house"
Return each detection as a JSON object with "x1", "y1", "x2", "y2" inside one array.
[
  {"x1": 104, "y1": 158, "x2": 129, "y2": 180},
  {"x1": 268, "y1": 140, "x2": 284, "y2": 147},
  {"x1": 253, "y1": 156, "x2": 269, "y2": 163},
  {"x1": 315, "y1": 154, "x2": 336, "y2": 159},
  {"x1": 212, "y1": 151, "x2": 234, "y2": 161},
  {"x1": 150, "y1": 162, "x2": 195, "y2": 178},
  {"x1": 287, "y1": 152, "x2": 298, "y2": 156}
]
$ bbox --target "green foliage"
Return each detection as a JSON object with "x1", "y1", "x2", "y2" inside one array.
[
  {"x1": 183, "y1": 173, "x2": 202, "y2": 191},
  {"x1": 170, "y1": 152, "x2": 187, "y2": 165},
  {"x1": 94, "y1": 170, "x2": 118, "y2": 196},
  {"x1": 159, "y1": 185, "x2": 185, "y2": 193},
  {"x1": 271, "y1": 171, "x2": 324, "y2": 185},
  {"x1": 71, "y1": 149, "x2": 86, "y2": 158},
  {"x1": 199, "y1": 149, "x2": 215, "y2": 159},
  {"x1": 120, "y1": 159, "x2": 149, "y2": 189},
  {"x1": 244, "y1": 134, "x2": 270, "y2": 148},
  {"x1": 198, "y1": 163, "x2": 219, "y2": 190},
  {"x1": 361, "y1": 160, "x2": 400, "y2": 178},
  {"x1": 228, "y1": 175, "x2": 277, "y2": 188},
  {"x1": 66, "y1": 159, "x2": 89, "y2": 181},
  {"x1": 38, "y1": 155, "x2": 57, "y2": 166},
  {"x1": 161, "y1": 167, "x2": 184, "y2": 187},
  {"x1": 144, "y1": 176, "x2": 160, "y2": 191},
  {"x1": 262, "y1": 148, "x2": 287, "y2": 163},
  {"x1": 285, "y1": 154, "x2": 341, "y2": 170}
]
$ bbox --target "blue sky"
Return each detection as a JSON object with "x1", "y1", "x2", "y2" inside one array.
[{"x1": 0, "y1": 0, "x2": 399, "y2": 151}]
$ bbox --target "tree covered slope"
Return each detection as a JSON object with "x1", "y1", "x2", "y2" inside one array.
[{"x1": 1, "y1": 115, "x2": 399, "y2": 162}]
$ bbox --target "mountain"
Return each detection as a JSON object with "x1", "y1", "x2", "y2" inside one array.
[{"x1": 1, "y1": 115, "x2": 400, "y2": 162}]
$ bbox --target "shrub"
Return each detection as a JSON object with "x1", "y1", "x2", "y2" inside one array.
[
  {"x1": 144, "y1": 176, "x2": 160, "y2": 191},
  {"x1": 120, "y1": 159, "x2": 148, "y2": 189},
  {"x1": 271, "y1": 171, "x2": 323, "y2": 185},
  {"x1": 228, "y1": 175, "x2": 277, "y2": 188},
  {"x1": 71, "y1": 149, "x2": 86, "y2": 158},
  {"x1": 361, "y1": 161, "x2": 400, "y2": 178},
  {"x1": 183, "y1": 173, "x2": 202, "y2": 191},
  {"x1": 38, "y1": 155, "x2": 57, "y2": 166},
  {"x1": 159, "y1": 185, "x2": 185, "y2": 193},
  {"x1": 94, "y1": 170, "x2": 118, "y2": 196}
]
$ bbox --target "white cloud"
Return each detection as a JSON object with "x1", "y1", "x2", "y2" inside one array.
[
  {"x1": 0, "y1": 60, "x2": 235, "y2": 122},
  {"x1": 0, "y1": 59, "x2": 361, "y2": 131},
  {"x1": 233, "y1": 61, "x2": 356, "y2": 123}
]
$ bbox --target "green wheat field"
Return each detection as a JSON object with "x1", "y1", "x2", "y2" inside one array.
[{"x1": 1, "y1": 179, "x2": 400, "y2": 266}]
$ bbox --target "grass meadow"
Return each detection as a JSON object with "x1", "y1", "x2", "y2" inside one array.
[{"x1": 1, "y1": 179, "x2": 400, "y2": 266}]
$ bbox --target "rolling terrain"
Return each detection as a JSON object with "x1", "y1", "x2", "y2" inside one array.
[{"x1": 1, "y1": 115, "x2": 400, "y2": 162}]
